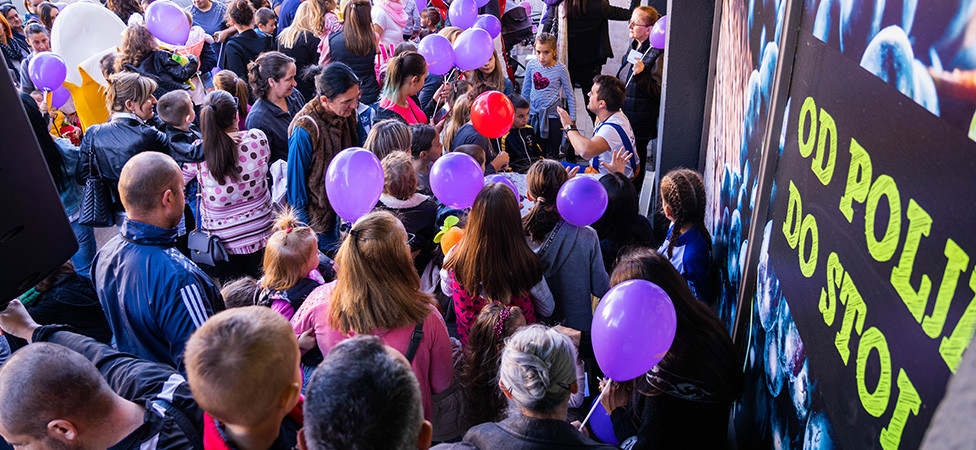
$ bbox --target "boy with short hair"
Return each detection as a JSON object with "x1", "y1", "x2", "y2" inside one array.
[
  {"x1": 156, "y1": 89, "x2": 204, "y2": 164},
  {"x1": 255, "y1": 7, "x2": 278, "y2": 38},
  {"x1": 501, "y1": 93, "x2": 543, "y2": 173},
  {"x1": 184, "y1": 306, "x2": 303, "y2": 450}
]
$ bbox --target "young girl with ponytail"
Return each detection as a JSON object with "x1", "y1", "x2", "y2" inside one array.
[
  {"x1": 377, "y1": 52, "x2": 429, "y2": 124},
  {"x1": 213, "y1": 69, "x2": 251, "y2": 130},
  {"x1": 257, "y1": 209, "x2": 335, "y2": 320},
  {"x1": 657, "y1": 168, "x2": 712, "y2": 303},
  {"x1": 182, "y1": 90, "x2": 274, "y2": 281},
  {"x1": 522, "y1": 159, "x2": 610, "y2": 398},
  {"x1": 523, "y1": 160, "x2": 609, "y2": 333}
]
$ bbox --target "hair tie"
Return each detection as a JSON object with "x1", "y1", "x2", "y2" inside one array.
[
  {"x1": 494, "y1": 306, "x2": 512, "y2": 341},
  {"x1": 285, "y1": 227, "x2": 293, "y2": 234}
]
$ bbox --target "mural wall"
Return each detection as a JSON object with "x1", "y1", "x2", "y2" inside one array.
[{"x1": 705, "y1": 0, "x2": 976, "y2": 448}]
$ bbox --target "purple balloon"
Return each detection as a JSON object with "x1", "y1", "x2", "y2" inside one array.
[
  {"x1": 28, "y1": 52, "x2": 67, "y2": 91},
  {"x1": 592, "y1": 279, "x2": 677, "y2": 381},
  {"x1": 418, "y1": 34, "x2": 455, "y2": 76},
  {"x1": 485, "y1": 174, "x2": 518, "y2": 199},
  {"x1": 473, "y1": 14, "x2": 501, "y2": 39},
  {"x1": 430, "y1": 152, "x2": 484, "y2": 209},
  {"x1": 474, "y1": 0, "x2": 490, "y2": 8},
  {"x1": 556, "y1": 176, "x2": 607, "y2": 226},
  {"x1": 649, "y1": 15, "x2": 667, "y2": 49},
  {"x1": 453, "y1": 28, "x2": 494, "y2": 71},
  {"x1": 590, "y1": 403, "x2": 619, "y2": 445},
  {"x1": 145, "y1": 0, "x2": 190, "y2": 46},
  {"x1": 51, "y1": 86, "x2": 71, "y2": 109},
  {"x1": 448, "y1": 0, "x2": 478, "y2": 30},
  {"x1": 325, "y1": 148, "x2": 384, "y2": 222},
  {"x1": 519, "y1": 1, "x2": 531, "y2": 15}
]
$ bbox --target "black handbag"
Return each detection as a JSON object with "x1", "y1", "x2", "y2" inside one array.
[
  {"x1": 78, "y1": 143, "x2": 115, "y2": 227},
  {"x1": 187, "y1": 169, "x2": 229, "y2": 266}
]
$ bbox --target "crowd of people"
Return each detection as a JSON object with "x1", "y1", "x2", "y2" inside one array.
[{"x1": 0, "y1": 0, "x2": 744, "y2": 448}]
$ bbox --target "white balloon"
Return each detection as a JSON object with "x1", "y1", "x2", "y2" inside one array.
[{"x1": 51, "y1": 2, "x2": 126, "y2": 86}]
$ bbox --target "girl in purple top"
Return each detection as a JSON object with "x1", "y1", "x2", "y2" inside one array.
[{"x1": 257, "y1": 210, "x2": 332, "y2": 320}]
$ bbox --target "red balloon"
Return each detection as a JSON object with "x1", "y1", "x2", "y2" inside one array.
[{"x1": 470, "y1": 91, "x2": 514, "y2": 139}]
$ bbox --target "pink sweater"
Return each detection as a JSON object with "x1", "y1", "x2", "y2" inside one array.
[{"x1": 291, "y1": 281, "x2": 453, "y2": 419}]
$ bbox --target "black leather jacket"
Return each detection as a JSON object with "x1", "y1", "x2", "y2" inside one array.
[{"x1": 76, "y1": 115, "x2": 174, "y2": 210}]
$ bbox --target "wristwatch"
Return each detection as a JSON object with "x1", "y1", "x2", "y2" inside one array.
[{"x1": 565, "y1": 125, "x2": 578, "y2": 132}]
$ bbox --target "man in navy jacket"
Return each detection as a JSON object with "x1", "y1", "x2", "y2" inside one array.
[{"x1": 92, "y1": 152, "x2": 223, "y2": 371}]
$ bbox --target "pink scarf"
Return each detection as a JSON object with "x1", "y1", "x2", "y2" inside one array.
[{"x1": 377, "y1": 0, "x2": 408, "y2": 29}]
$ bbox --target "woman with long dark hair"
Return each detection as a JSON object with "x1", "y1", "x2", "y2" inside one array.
[
  {"x1": 592, "y1": 172, "x2": 654, "y2": 273},
  {"x1": 182, "y1": 90, "x2": 274, "y2": 280},
  {"x1": 602, "y1": 248, "x2": 742, "y2": 448},
  {"x1": 323, "y1": 0, "x2": 380, "y2": 104},
  {"x1": 36, "y1": 2, "x2": 58, "y2": 31},
  {"x1": 245, "y1": 51, "x2": 303, "y2": 163},
  {"x1": 443, "y1": 183, "x2": 554, "y2": 343}
]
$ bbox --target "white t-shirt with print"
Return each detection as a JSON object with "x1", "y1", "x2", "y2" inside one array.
[{"x1": 590, "y1": 111, "x2": 638, "y2": 178}]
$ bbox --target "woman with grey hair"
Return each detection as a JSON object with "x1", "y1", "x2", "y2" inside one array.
[{"x1": 443, "y1": 325, "x2": 618, "y2": 449}]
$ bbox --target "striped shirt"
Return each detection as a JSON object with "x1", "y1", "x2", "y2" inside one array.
[
  {"x1": 520, "y1": 60, "x2": 576, "y2": 120},
  {"x1": 183, "y1": 129, "x2": 274, "y2": 254}
]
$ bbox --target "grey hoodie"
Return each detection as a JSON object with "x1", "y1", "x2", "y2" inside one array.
[{"x1": 530, "y1": 220, "x2": 611, "y2": 332}]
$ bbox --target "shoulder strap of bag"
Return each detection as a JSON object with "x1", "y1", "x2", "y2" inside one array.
[
  {"x1": 405, "y1": 321, "x2": 425, "y2": 363},
  {"x1": 193, "y1": 164, "x2": 206, "y2": 232},
  {"x1": 83, "y1": 137, "x2": 103, "y2": 180},
  {"x1": 537, "y1": 219, "x2": 563, "y2": 260},
  {"x1": 593, "y1": 121, "x2": 638, "y2": 174}
]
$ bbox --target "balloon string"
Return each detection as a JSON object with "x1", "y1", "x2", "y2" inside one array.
[{"x1": 578, "y1": 381, "x2": 610, "y2": 432}]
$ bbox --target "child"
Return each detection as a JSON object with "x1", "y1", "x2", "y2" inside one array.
[
  {"x1": 213, "y1": 69, "x2": 251, "y2": 130},
  {"x1": 156, "y1": 90, "x2": 204, "y2": 164},
  {"x1": 184, "y1": 307, "x2": 304, "y2": 450},
  {"x1": 257, "y1": 209, "x2": 335, "y2": 321},
  {"x1": 522, "y1": 159, "x2": 609, "y2": 397},
  {"x1": 520, "y1": 32, "x2": 575, "y2": 160},
  {"x1": 255, "y1": 7, "x2": 277, "y2": 37},
  {"x1": 445, "y1": 93, "x2": 508, "y2": 173},
  {"x1": 523, "y1": 159, "x2": 609, "y2": 332},
  {"x1": 461, "y1": 304, "x2": 526, "y2": 425},
  {"x1": 322, "y1": 0, "x2": 341, "y2": 34},
  {"x1": 418, "y1": 7, "x2": 441, "y2": 40},
  {"x1": 376, "y1": 151, "x2": 439, "y2": 274},
  {"x1": 453, "y1": 144, "x2": 486, "y2": 173},
  {"x1": 221, "y1": 276, "x2": 261, "y2": 308},
  {"x1": 408, "y1": 123, "x2": 442, "y2": 195},
  {"x1": 441, "y1": 183, "x2": 554, "y2": 343},
  {"x1": 657, "y1": 168, "x2": 712, "y2": 303},
  {"x1": 502, "y1": 93, "x2": 543, "y2": 173},
  {"x1": 116, "y1": 24, "x2": 200, "y2": 98},
  {"x1": 364, "y1": 118, "x2": 412, "y2": 160}
]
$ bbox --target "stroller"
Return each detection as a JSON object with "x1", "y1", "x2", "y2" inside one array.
[{"x1": 501, "y1": 4, "x2": 538, "y2": 92}]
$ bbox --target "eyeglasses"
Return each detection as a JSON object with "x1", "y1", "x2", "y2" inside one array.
[
  {"x1": 628, "y1": 21, "x2": 652, "y2": 28},
  {"x1": 406, "y1": 233, "x2": 416, "y2": 245}
]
